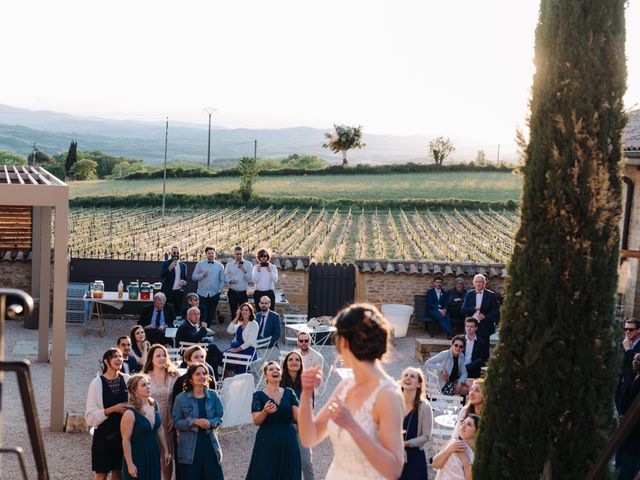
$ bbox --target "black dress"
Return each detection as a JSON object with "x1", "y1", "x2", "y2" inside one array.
[
  {"x1": 400, "y1": 409, "x2": 428, "y2": 479},
  {"x1": 92, "y1": 375, "x2": 128, "y2": 473}
]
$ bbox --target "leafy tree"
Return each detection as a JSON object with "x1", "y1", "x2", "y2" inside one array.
[
  {"x1": 322, "y1": 124, "x2": 366, "y2": 166},
  {"x1": 474, "y1": 1, "x2": 627, "y2": 479},
  {"x1": 237, "y1": 156, "x2": 259, "y2": 201},
  {"x1": 0, "y1": 150, "x2": 27, "y2": 165},
  {"x1": 257, "y1": 158, "x2": 281, "y2": 170},
  {"x1": 70, "y1": 159, "x2": 98, "y2": 180},
  {"x1": 27, "y1": 149, "x2": 51, "y2": 165},
  {"x1": 474, "y1": 150, "x2": 488, "y2": 165},
  {"x1": 65, "y1": 140, "x2": 78, "y2": 175},
  {"x1": 427, "y1": 136, "x2": 455, "y2": 166},
  {"x1": 281, "y1": 153, "x2": 328, "y2": 169},
  {"x1": 111, "y1": 160, "x2": 146, "y2": 178},
  {"x1": 43, "y1": 161, "x2": 66, "y2": 180},
  {"x1": 514, "y1": 127, "x2": 528, "y2": 167}
]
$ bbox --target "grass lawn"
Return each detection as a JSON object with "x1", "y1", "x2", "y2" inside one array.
[{"x1": 69, "y1": 171, "x2": 522, "y2": 202}]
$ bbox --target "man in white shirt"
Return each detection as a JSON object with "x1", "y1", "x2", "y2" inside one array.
[
  {"x1": 463, "y1": 318, "x2": 489, "y2": 383},
  {"x1": 297, "y1": 331, "x2": 324, "y2": 373},
  {"x1": 192, "y1": 246, "x2": 226, "y2": 325},
  {"x1": 252, "y1": 248, "x2": 278, "y2": 312},
  {"x1": 461, "y1": 274, "x2": 500, "y2": 342},
  {"x1": 225, "y1": 245, "x2": 253, "y2": 318}
]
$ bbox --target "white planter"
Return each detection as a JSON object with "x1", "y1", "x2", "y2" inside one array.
[{"x1": 381, "y1": 304, "x2": 414, "y2": 338}]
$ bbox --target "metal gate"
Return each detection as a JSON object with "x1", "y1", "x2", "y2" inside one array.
[{"x1": 307, "y1": 263, "x2": 356, "y2": 318}]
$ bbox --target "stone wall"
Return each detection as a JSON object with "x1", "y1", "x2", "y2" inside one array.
[
  {"x1": 620, "y1": 163, "x2": 640, "y2": 319},
  {"x1": 0, "y1": 261, "x2": 31, "y2": 292}
]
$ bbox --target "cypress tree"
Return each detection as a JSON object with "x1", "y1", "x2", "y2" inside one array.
[
  {"x1": 65, "y1": 140, "x2": 78, "y2": 175},
  {"x1": 475, "y1": 1, "x2": 627, "y2": 479}
]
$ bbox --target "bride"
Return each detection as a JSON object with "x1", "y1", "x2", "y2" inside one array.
[{"x1": 298, "y1": 303, "x2": 404, "y2": 480}]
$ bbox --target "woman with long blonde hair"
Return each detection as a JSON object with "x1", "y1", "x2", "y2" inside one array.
[
  {"x1": 142, "y1": 345, "x2": 178, "y2": 480},
  {"x1": 399, "y1": 367, "x2": 432, "y2": 479},
  {"x1": 121, "y1": 374, "x2": 171, "y2": 480}
]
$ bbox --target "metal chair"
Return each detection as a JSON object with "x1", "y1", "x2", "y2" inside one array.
[
  {"x1": 165, "y1": 347, "x2": 183, "y2": 367},
  {"x1": 251, "y1": 337, "x2": 275, "y2": 387},
  {"x1": 219, "y1": 351, "x2": 254, "y2": 392},
  {"x1": 283, "y1": 314, "x2": 308, "y2": 344}
]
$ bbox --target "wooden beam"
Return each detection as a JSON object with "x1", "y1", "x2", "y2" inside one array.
[{"x1": 621, "y1": 250, "x2": 640, "y2": 259}]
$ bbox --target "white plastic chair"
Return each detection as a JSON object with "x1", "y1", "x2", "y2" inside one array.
[{"x1": 283, "y1": 314, "x2": 308, "y2": 344}]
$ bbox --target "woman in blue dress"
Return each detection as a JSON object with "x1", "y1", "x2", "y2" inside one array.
[
  {"x1": 399, "y1": 367, "x2": 432, "y2": 479},
  {"x1": 121, "y1": 374, "x2": 171, "y2": 480},
  {"x1": 225, "y1": 302, "x2": 258, "y2": 374},
  {"x1": 246, "y1": 361, "x2": 301, "y2": 480},
  {"x1": 172, "y1": 363, "x2": 224, "y2": 480}
]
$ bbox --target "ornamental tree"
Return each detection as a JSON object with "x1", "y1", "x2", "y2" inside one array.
[
  {"x1": 322, "y1": 124, "x2": 365, "y2": 166},
  {"x1": 474, "y1": 1, "x2": 627, "y2": 479},
  {"x1": 428, "y1": 136, "x2": 455, "y2": 166}
]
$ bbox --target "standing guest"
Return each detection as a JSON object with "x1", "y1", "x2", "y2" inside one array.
[
  {"x1": 175, "y1": 307, "x2": 224, "y2": 373},
  {"x1": 462, "y1": 318, "x2": 489, "y2": 382},
  {"x1": 85, "y1": 348, "x2": 129, "y2": 480},
  {"x1": 143, "y1": 345, "x2": 178, "y2": 480},
  {"x1": 252, "y1": 248, "x2": 278, "y2": 312},
  {"x1": 256, "y1": 296, "x2": 281, "y2": 348},
  {"x1": 225, "y1": 245, "x2": 253, "y2": 318},
  {"x1": 426, "y1": 275, "x2": 452, "y2": 337},
  {"x1": 461, "y1": 274, "x2": 500, "y2": 343},
  {"x1": 161, "y1": 246, "x2": 188, "y2": 317},
  {"x1": 121, "y1": 374, "x2": 171, "y2": 480},
  {"x1": 246, "y1": 361, "x2": 302, "y2": 480},
  {"x1": 192, "y1": 247, "x2": 226, "y2": 325},
  {"x1": 425, "y1": 335, "x2": 469, "y2": 396},
  {"x1": 454, "y1": 379, "x2": 484, "y2": 438},
  {"x1": 297, "y1": 331, "x2": 324, "y2": 373},
  {"x1": 298, "y1": 304, "x2": 405, "y2": 480},
  {"x1": 617, "y1": 353, "x2": 640, "y2": 480},
  {"x1": 225, "y1": 302, "x2": 259, "y2": 374},
  {"x1": 130, "y1": 326, "x2": 151, "y2": 369},
  {"x1": 432, "y1": 414, "x2": 478, "y2": 480},
  {"x1": 172, "y1": 364, "x2": 224, "y2": 480},
  {"x1": 399, "y1": 367, "x2": 432, "y2": 480},
  {"x1": 171, "y1": 345, "x2": 216, "y2": 407},
  {"x1": 618, "y1": 319, "x2": 640, "y2": 410},
  {"x1": 118, "y1": 336, "x2": 140, "y2": 374},
  {"x1": 281, "y1": 351, "x2": 315, "y2": 480},
  {"x1": 138, "y1": 293, "x2": 175, "y2": 346},
  {"x1": 448, "y1": 278, "x2": 467, "y2": 326}
]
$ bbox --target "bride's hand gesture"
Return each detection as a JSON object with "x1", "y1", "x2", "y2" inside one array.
[
  {"x1": 327, "y1": 397, "x2": 355, "y2": 431},
  {"x1": 301, "y1": 365, "x2": 323, "y2": 392}
]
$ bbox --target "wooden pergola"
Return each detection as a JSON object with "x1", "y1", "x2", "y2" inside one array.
[{"x1": 0, "y1": 165, "x2": 69, "y2": 432}]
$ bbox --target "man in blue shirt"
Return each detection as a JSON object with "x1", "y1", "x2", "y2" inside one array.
[{"x1": 192, "y1": 247, "x2": 226, "y2": 325}]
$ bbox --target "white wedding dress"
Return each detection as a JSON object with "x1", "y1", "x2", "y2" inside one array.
[{"x1": 324, "y1": 376, "x2": 397, "y2": 480}]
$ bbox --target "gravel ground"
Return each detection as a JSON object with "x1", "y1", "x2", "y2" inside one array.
[{"x1": 1, "y1": 316, "x2": 434, "y2": 480}]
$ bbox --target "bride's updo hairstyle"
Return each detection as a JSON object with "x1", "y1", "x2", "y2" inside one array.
[{"x1": 333, "y1": 303, "x2": 390, "y2": 361}]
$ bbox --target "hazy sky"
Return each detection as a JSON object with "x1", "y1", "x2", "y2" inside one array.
[{"x1": 1, "y1": 0, "x2": 638, "y2": 147}]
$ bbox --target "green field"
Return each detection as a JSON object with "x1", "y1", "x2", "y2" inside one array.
[{"x1": 69, "y1": 171, "x2": 522, "y2": 202}]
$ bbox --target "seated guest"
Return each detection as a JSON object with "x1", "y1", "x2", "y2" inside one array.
[
  {"x1": 448, "y1": 278, "x2": 467, "y2": 326},
  {"x1": 117, "y1": 335, "x2": 140, "y2": 374},
  {"x1": 138, "y1": 292, "x2": 175, "y2": 346},
  {"x1": 181, "y1": 292, "x2": 201, "y2": 318},
  {"x1": 617, "y1": 353, "x2": 640, "y2": 480},
  {"x1": 225, "y1": 302, "x2": 258, "y2": 374},
  {"x1": 463, "y1": 318, "x2": 489, "y2": 381},
  {"x1": 432, "y1": 414, "x2": 478, "y2": 479},
  {"x1": 256, "y1": 296, "x2": 281, "y2": 348},
  {"x1": 129, "y1": 325, "x2": 151, "y2": 368},
  {"x1": 175, "y1": 307, "x2": 224, "y2": 374},
  {"x1": 461, "y1": 274, "x2": 500, "y2": 343},
  {"x1": 426, "y1": 275, "x2": 452, "y2": 338},
  {"x1": 171, "y1": 345, "x2": 216, "y2": 407},
  {"x1": 425, "y1": 335, "x2": 469, "y2": 396},
  {"x1": 454, "y1": 379, "x2": 484, "y2": 438}
]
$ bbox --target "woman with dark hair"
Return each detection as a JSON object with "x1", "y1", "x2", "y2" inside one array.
[
  {"x1": 143, "y1": 345, "x2": 178, "y2": 480},
  {"x1": 281, "y1": 351, "x2": 315, "y2": 480},
  {"x1": 130, "y1": 325, "x2": 151, "y2": 368},
  {"x1": 246, "y1": 361, "x2": 301, "y2": 479},
  {"x1": 432, "y1": 414, "x2": 478, "y2": 480},
  {"x1": 85, "y1": 348, "x2": 129, "y2": 480},
  {"x1": 298, "y1": 303, "x2": 404, "y2": 480},
  {"x1": 252, "y1": 248, "x2": 278, "y2": 311},
  {"x1": 399, "y1": 367, "x2": 432, "y2": 479},
  {"x1": 225, "y1": 302, "x2": 258, "y2": 374},
  {"x1": 425, "y1": 335, "x2": 469, "y2": 396},
  {"x1": 172, "y1": 345, "x2": 216, "y2": 406},
  {"x1": 121, "y1": 374, "x2": 171, "y2": 480},
  {"x1": 172, "y1": 364, "x2": 224, "y2": 480}
]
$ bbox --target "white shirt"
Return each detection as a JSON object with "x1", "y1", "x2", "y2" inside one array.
[
  {"x1": 299, "y1": 347, "x2": 324, "y2": 372},
  {"x1": 473, "y1": 290, "x2": 484, "y2": 319},
  {"x1": 465, "y1": 336, "x2": 475, "y2": 364},
  {"x1": 225, "y1": 259, "x2": 253, "y2": 292},
  {"x1": 252, "y1": 263, "x2": 278, "y2": 291},
  {"x1": 172, "y1": 261, "x2": 183, "y2": 290}
]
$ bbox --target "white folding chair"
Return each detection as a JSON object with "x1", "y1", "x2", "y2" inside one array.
[
  {"x1": 251, "y1": 337, "x2": 274, "y2": 388},
  {"x1": 220, "y1": 351, "x2": 253, "y2": 391},
  {"x1": 283, "y1": 314, "x2": 308, "y2": 344},
  {"x1": 429, "y1": 394, "x2": 464, "y2": 415},
  {"x1": 166, "y1": 347, "x2": 183, "y2": 367},
  {"x1": 219, "y1": 373, "x2": 255, "y2": 434},
  {"x1": 179, "y1": 341, "x2": 209, "y2": 354}
]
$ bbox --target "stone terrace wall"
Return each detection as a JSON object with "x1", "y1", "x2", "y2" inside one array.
[{"x1": 0, "y1": 260, "x2": 31, "y2": 292}]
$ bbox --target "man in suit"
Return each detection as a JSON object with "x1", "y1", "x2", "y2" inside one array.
[
  {"x1": 461, "y1": 274, "x2": 500, "y2": 343},
  {"x1": 161, "y1": 245, "x2": 188, "y2": 317},
  {"x1": 255, "y1": 296, "x2": 281, "y2": 348},
  {"x1": 462, "y1": 318, "x2": 490, "y2": 381},
  {"x1": 426, "y1": 275, "x2": 452, "y2": 338},
  {"x1": 616, "y1": 319, "x2": 640, "y2": 411},
  {"x1": 138, "y1": 292, "x2": 175, "y2": 345},
  {"x1": 175, "y1": 307, "x2": 224, "y2": 371}
]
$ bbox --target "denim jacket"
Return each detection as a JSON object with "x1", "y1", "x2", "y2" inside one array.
[{"x1": 172, "y1": 388, "x2": 224, "y2": 464}]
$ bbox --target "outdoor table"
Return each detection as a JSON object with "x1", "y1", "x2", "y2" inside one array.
[
  {"x1": 336, "y1": 367, "x2": 353, "y2": 379},
  {"x1": 286, "y1": 324, "x2": 337, "y2": 352},
  {"x1": 434, "y1": 413, "x2": 457, "y2": 429},
  {"x1": 83, "y1": 291, "x2": 153, "y2": 336}
]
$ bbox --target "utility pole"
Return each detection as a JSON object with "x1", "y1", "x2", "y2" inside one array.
[
  {"x1": 496, "y1": 143, "x2": 500, "y2": 164},
  {"x1": 254, "y1": 139, "x2": 257, "y2": 160},
  {"x1": 203, "y1": 107, "x2": 218, "y2": 169},
  {"x1": 162, "y1": 117, "x2": 169, "y2": 219}
]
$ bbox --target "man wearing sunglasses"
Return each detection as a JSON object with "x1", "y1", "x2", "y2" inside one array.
[
  {"x1": 252, "y1": 248, "x2": 278, "y2": 312},
  {"x1": 296, "y1": 331, "x2": 324, "y2": 375},
  {"x1": 617, "y1": 319, "x2": 640, "y2": 411}
]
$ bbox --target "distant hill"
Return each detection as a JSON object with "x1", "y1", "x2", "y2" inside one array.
[{"x1": 0, "y1": 104, "x2": 516, "y2": 164}]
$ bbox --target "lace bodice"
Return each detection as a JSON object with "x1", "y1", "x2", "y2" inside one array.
[{"x1": 325, "y1": 377, "x2": 398, "y2": 480}]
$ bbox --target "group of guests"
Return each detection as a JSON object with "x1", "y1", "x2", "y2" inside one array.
[{"x1": 426, "y1": 273, "x2": 500, "y2": 341}]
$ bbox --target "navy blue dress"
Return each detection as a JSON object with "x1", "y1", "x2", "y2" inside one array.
[
  {"x1": 228, "y1": 324, "x2": 255, "y2": 373},
  {"x1": 246, "y1": 388, "x2": 301, "y2": 480},
  {"x1": 92, "y1": 375, "x2": 127, "y2": 473},
  {"x1": 122, "y1": 403, "x2": 161, "y2": 480},
  {"x1": 400, "y1": 409, "x2": 428, "y2": 480}
]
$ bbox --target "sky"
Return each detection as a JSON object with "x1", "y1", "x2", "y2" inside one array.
[{"x1": 0, "y1": 0, "x2": 638, "y2": 150}]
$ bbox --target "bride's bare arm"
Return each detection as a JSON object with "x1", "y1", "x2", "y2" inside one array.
[{"x1": 298, "y1": 365, "x2": 337, "y2": 447}]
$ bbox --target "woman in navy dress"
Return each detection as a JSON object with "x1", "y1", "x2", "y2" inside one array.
[
  {"x1": 399, "y1": 367, "x2": 432, "y2": 479},
  {"x1": 121, "y1": 374, "x2": 171, "y2": 480},
  {"x1": 225, "y1": 302, "x2": 258, "y2": 374},
  {"x1": 246, "y1": 361, "x2": 301, "y2": 480},
  {"x1": 173, "y1": 364, "x2": 224, "y2": 480},
  {"x1": 85, "y1": 348, "x2": 129, "y2": 480}
]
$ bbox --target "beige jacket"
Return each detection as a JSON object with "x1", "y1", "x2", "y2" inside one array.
[{"x1": 405, "y1": 400, "x2": 433, "y2": 452}]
